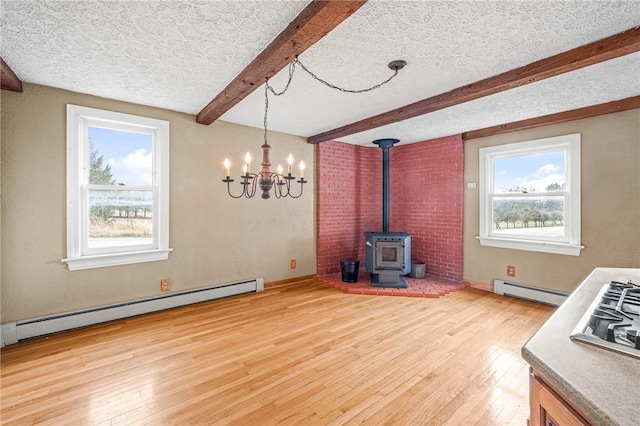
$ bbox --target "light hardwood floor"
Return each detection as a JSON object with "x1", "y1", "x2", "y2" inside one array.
[{"x1": 1, "y1": 278, "x2": 554, "y2": 425}]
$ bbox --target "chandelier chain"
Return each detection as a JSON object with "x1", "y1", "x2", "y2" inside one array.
[
  {"x1": 264, "y1": 62, "x2": 296, "y2": 145},
  {"x1": 293, "y1": 58, "x2": 400, "y2": 94},
  {"x1": 263, "y1": 58, "x2": 402, "y2": 145}
]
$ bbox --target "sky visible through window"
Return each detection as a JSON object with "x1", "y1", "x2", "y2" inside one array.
[
  {"x1": 494, "y1": 151, "x2": 565, "y2": 193},
  {"x1": 89, "y1": 127, "x2": 152, "y2": 186}
]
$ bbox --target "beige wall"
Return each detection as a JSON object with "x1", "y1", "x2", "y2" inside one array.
[
  {"x1": 463, "y1": 110, "x2": 640, "y2": 293},
  {"x1": 1, "y1": 84, "x2": 315, "y2": 323},
  {"x1": 0, "y1": 95, "x2": 3, "y2": 343}
]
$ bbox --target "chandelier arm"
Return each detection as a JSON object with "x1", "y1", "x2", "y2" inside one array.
[
  {"x1": 293, "y1": 58, "x2": 399, "y2": 93},
  {"x1": 241, "y1": 174, "x2": 258, "y2": 199},
  {"x1": 223, "y1": 179, "x2": 246, "y2": 199},
  {"x1": 222, "y1": 177, "x2": 252, "y2": 199},
  {"x1": 284, "y1": 175, "x2": 296, "y2": 193},
  {"x1": 274, "y1": 174, "x2": 285, "y2": 199},
  {"x1": 286, "y1": 180, "x2": 306, "y2": 199},
  {"x1": 279, "y1": 173, "x2": 290, "y2": 198}
]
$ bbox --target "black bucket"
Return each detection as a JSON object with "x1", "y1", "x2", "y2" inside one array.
[{"x1": 340, "y1": 259, "x2": 360, "y2": 283}]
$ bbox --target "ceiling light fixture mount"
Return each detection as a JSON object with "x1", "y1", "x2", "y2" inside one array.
[
  {"x1": 222, "y1": 58, "x2": 407, "y2": 199},
  {"x1": 388, "y1": 60, "x2": 407, "y2": 71}
]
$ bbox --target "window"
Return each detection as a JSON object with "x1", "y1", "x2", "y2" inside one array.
[
  {"x1": 478, "y1": 133, "x2": 583, "y2": 256},
  {"x1": 63, "y1": 105, "x2": 171, "y2": 270}
]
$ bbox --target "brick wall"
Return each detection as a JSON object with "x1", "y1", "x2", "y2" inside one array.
[
  {"x1": 390, "y1": 135, "x2": 464, "y2": 281},
  {"x1": 316, "y1": 141, "x2": 381, "y2": 275},
  {"x1": 316, "y1": 136, "x2": 464, "y2": 281}
]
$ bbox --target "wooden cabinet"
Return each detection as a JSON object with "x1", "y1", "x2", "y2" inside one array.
[{"x1": 529, "y1": 368, "x2": 595, "y2": 426}]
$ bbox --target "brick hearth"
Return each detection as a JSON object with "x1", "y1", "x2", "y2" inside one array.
[{"x1": 316, "y1": 272, "x2": 468, "y2": 298}]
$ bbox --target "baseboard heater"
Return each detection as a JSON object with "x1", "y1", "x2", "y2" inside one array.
[
  {"x1": 1, "y1": 278, "x2": 264, "y2": 346},
  {"x1": 494, "y1": 279, "x2": 568, "y2": 306}
]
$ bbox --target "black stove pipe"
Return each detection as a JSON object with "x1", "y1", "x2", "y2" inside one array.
[{"x1": 373, "y1": 138, "x2": 399, "y2": 233}]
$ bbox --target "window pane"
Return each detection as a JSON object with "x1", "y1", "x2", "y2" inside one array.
[
  {"x1": 88, "y1": 189, "x2": 153, "y2": 248},
  {"x1": 494, "y1": 151, "x2": 565, "y2": 193},
  {"x1": 88, "y1": 127, "x2": 153, "y2": 186},
  {"x1": 492, "y1": 196, "x2": 565, "y2": 238}
]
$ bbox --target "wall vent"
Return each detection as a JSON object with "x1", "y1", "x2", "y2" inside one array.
[
  {"x1": 1, "y1": 278, "x2": 263, "y2": 346},
  {"x1": 494, "y1": 279, "x2": 567, "y2": 306}
]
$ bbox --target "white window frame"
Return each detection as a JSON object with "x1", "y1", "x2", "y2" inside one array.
[
  {"x1": 477, "y1": 133, "x2": 583, "y2": 256},
  {"x1": 63, "y1": 105, "x2": 172, "y2": 270}
]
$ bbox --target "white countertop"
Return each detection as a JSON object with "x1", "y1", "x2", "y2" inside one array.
[{"x1": 522, "y1": 267, "x2": 640, "y2": 426}]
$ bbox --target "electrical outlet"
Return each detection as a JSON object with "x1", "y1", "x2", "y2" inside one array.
[
  {"x1": 290, "y1": 259, "x2": 296, "y2": 269},
  {"x1": 160, "y1": 278, "x2": 170, "y2": 292},
  {"x1": 507, "y1": 266, "x2": 516, "y2": 277}
]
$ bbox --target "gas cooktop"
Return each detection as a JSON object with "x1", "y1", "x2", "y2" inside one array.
[{"x1": 570, "y1": 280, "x2": 640, "y2": 358}]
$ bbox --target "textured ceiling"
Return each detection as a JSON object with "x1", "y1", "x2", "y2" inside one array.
[
  {"x1": 0, "y1": 0, "x2": 310, "y2": 113},
  {"x1": 1, "y1": 0, "x2": 639, "y2": 146}
]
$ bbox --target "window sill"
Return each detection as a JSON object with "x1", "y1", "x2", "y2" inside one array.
[
  {"x1": 477, "y1": 237, "x2": 583, "y2": 256},
  {"x1": 62, "y1": 248, "x2": 173, "y2": 271}
]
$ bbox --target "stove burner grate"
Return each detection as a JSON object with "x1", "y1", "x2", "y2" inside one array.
[{"x1": 571, "y1": 280, "x2": 640, "y2": 358}]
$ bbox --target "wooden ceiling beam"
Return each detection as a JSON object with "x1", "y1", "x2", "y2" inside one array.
[
  {"x1": 462, "y1": 96, "x2": 640, "y2": 140},
  {"x1": 1, "y1": 57, "x2": 23, "y2": 92},
  {"x1": 308, "y1": 26, "x2": 640, "y2": 144},
  {"x1": 196, "y1": 0, "x2": 367, "y2": 125}
]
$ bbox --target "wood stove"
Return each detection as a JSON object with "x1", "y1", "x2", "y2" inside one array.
[
  {"x1": 365, "y1": 232, "x2": 411, "y2": 287},
  {"x1": 364, "y1": 138, "x2": 411, "y2": 288}
]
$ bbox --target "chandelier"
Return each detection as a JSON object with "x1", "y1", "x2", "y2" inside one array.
[{"x1": 222, "y1": 58, "x2": 406, "y2": 199}]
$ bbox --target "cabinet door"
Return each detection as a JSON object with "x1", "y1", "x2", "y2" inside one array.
[{"x1": 530, "y1": 372, "x2": 590, "y2": 426}]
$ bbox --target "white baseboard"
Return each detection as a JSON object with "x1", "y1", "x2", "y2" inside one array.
[
  {"x1": 494, "y1": 279, "x2": 567, "y2": 306},
  {"x1": 1, "y1": 278, "x2": 264, "y2": 346}
]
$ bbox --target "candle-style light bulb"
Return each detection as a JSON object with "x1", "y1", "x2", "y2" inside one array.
[
  {"x1": 244, "y1": 152, "x2": 251, "y2": 174},
  {"x1": 223, "y1": 158, "x2": 231, "y2": 177},
  {"x1": 277, "y1": 164, "x2": 283, "y2": 182},
  {"x1": 299, "y1": 161, "x2": 305, "y2": 178},
  {"x1": 287, "y1": 154, "x2": 294, "y2": 174}
]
